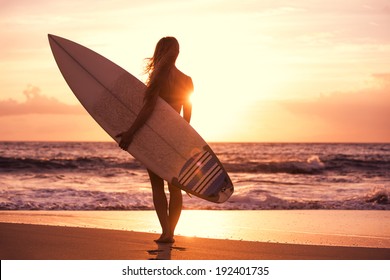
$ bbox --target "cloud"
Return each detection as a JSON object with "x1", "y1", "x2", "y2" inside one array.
[
  {"x1": 279, "y1": 73, "x2": 390, "y2": 141},
  {"x1": 0, "y1": 114, "x2": 109, "y2": 141},
  {"x1": 0, "y1": 85, "x2": 108, "y2": 141},
  {"x1": 0, "y1": 85, "x2": 85, "y2": 116}
]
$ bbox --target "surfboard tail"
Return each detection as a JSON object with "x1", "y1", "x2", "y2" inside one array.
[{"x1": 173, "y1": 145, "x2": 234, "y2": 203}]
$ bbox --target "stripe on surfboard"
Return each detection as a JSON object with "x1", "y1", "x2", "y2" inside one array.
[
  {"x1": 194, "y1": 164, "x2": 223, "y2": 194},
  {"x1": 179, "y1": 151, "x2": 211, "y2": 185},
  {"x1": 198, "y1": 169, "x2": 224, "y2": 194}
]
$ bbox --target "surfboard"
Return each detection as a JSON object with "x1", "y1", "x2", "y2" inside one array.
[{"x1": 48, "y1": 34, "x2": 233, "y2": 203}]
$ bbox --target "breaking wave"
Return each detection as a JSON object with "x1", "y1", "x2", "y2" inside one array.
[{"x1": 1, "y1": 186, "x2": 388, "y2": 210}]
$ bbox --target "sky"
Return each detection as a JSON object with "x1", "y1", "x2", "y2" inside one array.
[{"x1": 1, "y1": 0, "x2": 390, "y2": 142}]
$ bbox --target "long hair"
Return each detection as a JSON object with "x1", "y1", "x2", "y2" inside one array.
[{"x1": 144, "y1": 37, "x2": 179, "y2": 103}]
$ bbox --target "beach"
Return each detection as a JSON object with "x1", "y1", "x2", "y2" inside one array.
[
  {"x1": 1, "y1": 210, "x2": 389, "y2": 260},
  {"x1": 1, "y1": 142, "x2": 389, "y2": 260}
]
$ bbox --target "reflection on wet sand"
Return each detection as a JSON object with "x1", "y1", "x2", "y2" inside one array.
[{"x1": 147, "y1": 243, "x2": 187, "y2": 260}]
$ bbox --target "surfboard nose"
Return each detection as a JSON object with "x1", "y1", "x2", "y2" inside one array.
[{"x1": 48, "y1": 34, "x2": 60, "y2": 42}]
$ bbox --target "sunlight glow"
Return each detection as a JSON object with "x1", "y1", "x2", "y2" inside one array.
[{"x1": 1, "y1": 0, "x2": 389, "y2": 142}]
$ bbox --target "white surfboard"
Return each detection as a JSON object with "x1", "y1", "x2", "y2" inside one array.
[{"x1": 48, "y1": 34, "x2": 233, "y2": 203}]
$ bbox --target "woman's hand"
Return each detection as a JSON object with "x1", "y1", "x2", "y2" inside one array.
[
  {"x1": 115, "y1": 130, "x2": 134, "y2": 151},
  {"x1": 115, "y1": 90, "x2": 158, "y2": 151}
]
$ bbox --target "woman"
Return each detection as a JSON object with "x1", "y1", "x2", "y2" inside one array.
[{"x1": 116, "y1": 37, "x2": 194, "y2": 243}]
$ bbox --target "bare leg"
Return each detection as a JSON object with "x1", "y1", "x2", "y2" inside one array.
[
  {"x1": 168, "y1": 183, "x2": 182, "y2": 238},
  {"x1": 147, "y1": 169, "x2": 171, "y2": 241}
]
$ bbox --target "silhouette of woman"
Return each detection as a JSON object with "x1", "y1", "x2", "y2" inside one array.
[{"x1": 116, "y1": 37, "x2": 193, "y2": 243}]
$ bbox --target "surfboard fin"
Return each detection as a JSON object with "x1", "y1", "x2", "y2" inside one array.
[{"x1": 185, "y1": 191, "x2": 193, "y2": 198}]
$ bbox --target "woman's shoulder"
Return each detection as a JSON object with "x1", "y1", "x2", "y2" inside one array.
[
  {"x1": 173, "y1": 68, "x2": 193, "y2": 89},
  {"x1": 175, "y1": 68, "x2": 192, "y2": 81}
]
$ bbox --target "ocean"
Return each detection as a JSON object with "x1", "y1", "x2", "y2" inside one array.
[{"x1": 0, "y1": 142, "x2": 389, "y2": 210}]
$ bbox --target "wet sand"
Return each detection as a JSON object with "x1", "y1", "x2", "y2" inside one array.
[
  {"x1": 1, "y1": 222, "x2": 389, "y2": 260},
  {"x1": 0, "y1": 210, "x2": 389, "y2": 260}
]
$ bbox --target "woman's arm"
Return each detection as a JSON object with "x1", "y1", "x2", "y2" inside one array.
[
  {"x1": 183, "y1": 100, "x2": 192, "y2": 123},
  {"x1": 183, "y1": 77, "x2": 194, "y2": 123},
  {"x1": 116, "y1": 92, "x2": 159, "y2": 150}
]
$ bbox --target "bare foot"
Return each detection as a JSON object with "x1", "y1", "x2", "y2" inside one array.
[
  {"x1": 155, "y1": 237, "x2": 175, "y2": 243},
  {"x1": 154, "y1": 235, "x2": 175, "y2": 243}
]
